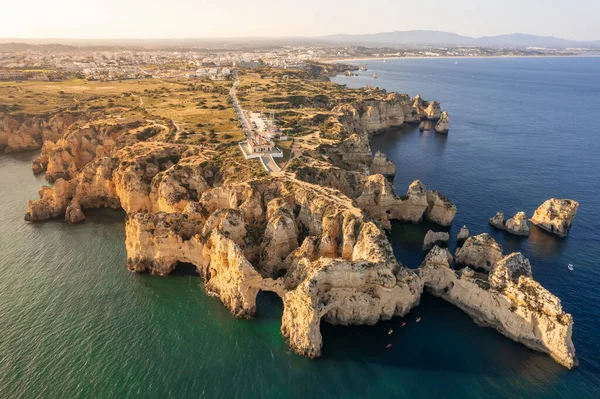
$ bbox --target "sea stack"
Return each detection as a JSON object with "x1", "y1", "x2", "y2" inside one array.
[
  {"x1": 457, "y1": 225, "x2": 469, "y2": 242},
  {"x1": 435, "y1": 111, "x2": 449, "y2": 134},
  {"x1": 489, "y1": 211, "x2": 505, "y2": 229},
  {"x1": 505, "y1": 211, "x2": 530, "y2": 236},
  {"x1": 530, "y1": 199, "x2": 579, "y2": 237}
]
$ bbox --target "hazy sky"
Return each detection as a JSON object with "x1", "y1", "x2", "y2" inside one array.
[{"x1": 2, "y1": 0, "x2": 599, "y2": 40}]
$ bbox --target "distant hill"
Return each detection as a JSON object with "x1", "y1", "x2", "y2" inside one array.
[
  {"x1": 0, "y1": 31, "x2": 598, "y2": 50},
  {"x1": 319, "y1": 30, "x2": 600, "y2": 49}
]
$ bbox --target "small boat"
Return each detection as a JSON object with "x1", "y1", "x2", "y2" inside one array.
[
  {"x1": 568, "y1": 264, "x2": 574, "y2": 271},
  {"x1": 388, "y1": 329, "x2": 393, "y2": 335},
  {"x1": 401, "y1": 322, "x2": 406, "y2": 327},
  {"x1": 360, "y1": 66, "x2": 367, "y2": 71},
  {"x1": 416, "y1": 317, "x2": 421, "y2": 322},
  {"x1": 373, "y1": 73, "x2": 378, "y2": 79},
  {"x1": 386, "y1": 344, "x2": 392, "y2": 348}
]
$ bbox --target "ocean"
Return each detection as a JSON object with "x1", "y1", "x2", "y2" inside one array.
[{"x1": 1, "y1": 56, "x2": 600, "y2": 398}]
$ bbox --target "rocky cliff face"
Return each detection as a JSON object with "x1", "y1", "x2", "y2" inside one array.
[
  {"x1": 419, "y1": 247, "x2": 577, "y2": 369},
  {"x1": 531, "y1": 199, "x2": 579, "y2": 237},
  {"x1": 370, "y1": 151, "x2": 395, "y2": 177},
  {"x1": 455, "y1": 233, "x2": 503, "y2": 272},
  {"x1": 122, "y1": 174, "x2": 423, "y2": 357},
  {"x1": 0, "y1": 112, "x2": 90, "y2": 154},
  {"x1": 354, "y1": 177, "x2": 456, "y2": 229}
]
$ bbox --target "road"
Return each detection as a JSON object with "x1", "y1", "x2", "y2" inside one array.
[
  {"x1": 260, "y1": 155, "x2": 281, "y2": 173},
  {"x1": 230, "y1": 70, "x2": 253, "y2": 140}
]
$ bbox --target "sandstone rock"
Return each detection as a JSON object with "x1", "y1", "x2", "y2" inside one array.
[
  {"x1": 25, "y1": 178, "x2": 76, "y2": 222},
  {"x1": 425, "y1": 190, "x2": 456, "y2": 226},
  {"x1": 455, "y1": 233, "x2": 503, "y2": 272},
  {"x1": 370, "y1": 151, "x2": 395, "y2": 177},
  {"x1": 423, "y1": 230, "x2": 449, "y2": 250},
  {"x1": 457, "y1": 225, "x2": 469, "y2": 242},
  {"x1": 505, "y1": 211, "x2": 530, "y2": 236},
  {"x1": 531, "y1": 199, "x2": 579, "y2": 237},
  {"x1": 435, "y1": 111, "x2": 450, "y2": 134},
  {"x1": 65, "y1": 201, "x2": 85, "y2": 224},
  {"x1": 489, "y1": 211, "x2": 505, "y2": 229},
  {"x1": 424, "y1": 101, "x2": 442, "y2": 120},
  {"x1": 419, "y1": 250, "x2": 577, "y2": 369}
]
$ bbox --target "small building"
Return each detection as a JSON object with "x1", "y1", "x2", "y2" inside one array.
[{"x1": 248, "y1": 136, "x2": 275, "y2": 153}]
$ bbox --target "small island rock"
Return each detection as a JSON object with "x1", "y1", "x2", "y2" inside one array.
[
  {"x1": 505, "y1": 211, "x2": 530, "y2": 236},
  {"x1": 530, "y1": 198, "x2": 579, "y2": 237},
  {"x1": 457, "y1": 225, "x2": 469, "y2": 242},
  {"x1": 434, "y1": 111, "x2": 449, "y2": 134},
  {"x1": 489, "y1": 211, "x2": 505, "y2": 229}
]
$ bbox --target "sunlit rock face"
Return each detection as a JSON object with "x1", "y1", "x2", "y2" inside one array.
[
  {"x1": 422, "y1": 230, "x2": 449, "y2": 251},
  {"x1": 505, "y1": 211, "x2": 530, "y2": 236},
  {"x1": 435, "y1": 111, "x2": 450, "y2": 134},
  {"x1": 455, "y1": 233, "x2": 503, "y2": 272},
  {"x1": 419, "y1": 248, "x2": 577, "y2": 369},
  {"x1": 531, "y1": 198, "x2": 579, "y2": 237}
]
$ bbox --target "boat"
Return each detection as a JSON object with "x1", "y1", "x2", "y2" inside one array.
[
  {"x1": 373, "y1": 73, "x2": 378, "y2": 79},
  {"x1": 388, "y1": 329, "x2": 393, "y2": 335},
  {"x1": 401, "y1": 322, "x2": 406, "y2": 327},
  {"x1": 416, "y1": 317, "x2": 421, "y2": 322},
  {"x1": 360, "y1": 66, "x2": 367, "y2": 71},
  {"x1": 386, "y1": 344, "x2": 392, "y2": 348},
  {"x1": 568, "y1": 264, "x2": 574, "y2": 271}
]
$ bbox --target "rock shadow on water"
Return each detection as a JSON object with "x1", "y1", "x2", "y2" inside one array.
[
  {"x1": 526, "y1": 224, "x2": 568, "y2": 262},
  {"x1": 319, "y1": 293, "x2": 564, "y2": 381}
]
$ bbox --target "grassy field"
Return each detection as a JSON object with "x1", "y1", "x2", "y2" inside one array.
[{"x1": 0, "y1": 78, "x2": 245, "y2": 148}]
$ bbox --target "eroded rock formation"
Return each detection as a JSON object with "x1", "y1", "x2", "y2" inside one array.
[
  {"x1": 423, "y1": 230, "x2": 449, "y2": 250},
  {"x1": 435, "y1": 111, "x2": 450, "y2": 134},
  {"x1": 455, "y1": 233, "x2": 503, "y2": 272},
  {"x1": 419, "y1": 247, "x2": 577, "y2": 369},
  {"x1": 531, "y1": 199, "x2": 579, "y2": 237},
  {"x1": 505, "y1": 211, "x2": 530, "y2": 236},
  {"x1": 370, "y1": 151, "x2": 395, "y2": 177},
  {"x1": 489, "y1": 211, "x2": 505, "y2": 229}
]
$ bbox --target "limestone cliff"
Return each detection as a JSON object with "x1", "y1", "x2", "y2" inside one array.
[
  {"x1": 370, "y1": 151, "x2": 395, "y2": 177},
  {"x1": 1, "y1": 112, "x2": 90, "y2": 154},
  {"x1": 419, "y1": 247, "x2": 577, "y2": 369},
  {"x1": 531, "y1": 199, "x2": 579, "y2": 237},
  {"x1": 122, "y1": 175, "x2": 423, "y2": 357}
]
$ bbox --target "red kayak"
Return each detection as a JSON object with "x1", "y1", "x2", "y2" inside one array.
[
  {"x1": 401, "y1": 322, "x2": 406, "y2": 327},
  {"x1": 386, "y1": 344, "x2": 392, "y2": 348}
]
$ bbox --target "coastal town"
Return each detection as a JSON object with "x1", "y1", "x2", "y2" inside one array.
[{"x1": 0, "y1": 43, "x2": 589, "y2": 82}]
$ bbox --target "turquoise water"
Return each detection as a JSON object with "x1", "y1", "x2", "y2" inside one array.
[{"x1": 1, "y1": 57, "x2": 599, "y2": 398}]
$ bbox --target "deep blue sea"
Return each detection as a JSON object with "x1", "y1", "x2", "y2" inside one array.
[{"x1": 1, "y1": 57, "x2": 599, "y2": 398}]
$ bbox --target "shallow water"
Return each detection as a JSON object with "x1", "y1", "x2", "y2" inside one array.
[{"x1": 1, "y1": 57, "x2": 599, "y2": 398}]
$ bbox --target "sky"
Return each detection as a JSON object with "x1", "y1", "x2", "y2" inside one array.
[{"x1": 2, "y1": 0, "x2": 599, "y2": 40}]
